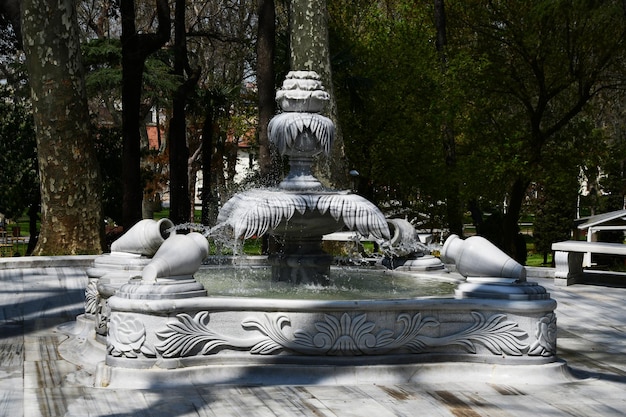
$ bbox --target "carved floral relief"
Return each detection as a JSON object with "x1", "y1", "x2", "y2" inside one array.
[
  {"x1": 84, "y1": 280, "x2": 100, "y2": 315},
  {"x1": 528, "y1": 313, "x2": 557, "y2": 356},
  {"x1": 154, "y1": 310, "x2": 535, "y2": 359}
]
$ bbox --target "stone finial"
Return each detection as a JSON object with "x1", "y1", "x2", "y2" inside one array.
[
  {"x1": 276, "y1": 71, "x2": 330, "y2": 113},
  {"x1": 268, "y1": 71, "x2": 335, "y2": 190}
]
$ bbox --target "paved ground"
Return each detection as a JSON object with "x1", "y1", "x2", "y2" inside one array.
[{"x1": 1, "y1": 259, "x2": 625, "y2": 416}]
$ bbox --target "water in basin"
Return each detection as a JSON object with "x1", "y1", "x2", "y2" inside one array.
[{"x1": 194, "y1": 266, "x2": 457, "y2": 300}]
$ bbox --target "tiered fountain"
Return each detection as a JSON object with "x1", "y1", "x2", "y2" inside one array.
[
  {"x1": 217, "y1": 71, "x2": 389, "y2": 284},
  {"x1": 60, "y1": 72, "x2": 562, "y2": 388}
]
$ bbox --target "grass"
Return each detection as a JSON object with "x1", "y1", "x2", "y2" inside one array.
[{"x1": 526, "y1": 251, "x2": 552, "y2": 267}]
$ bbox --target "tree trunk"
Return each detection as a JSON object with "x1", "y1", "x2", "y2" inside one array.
[
  {"x1": 503, "y1": 176, "x2": 530, "y2": 263},
  {"x1": 289, "y1": 0, "x2": 347, "y2": 188},
  {"x1": 21, "y1": 0, "x2": 104, "y2": 255},
  {"x1": 256, "y1": 0, "x2": 278, "y2": 186},
  {"x1": 201, "y1": 105, "x2": 218, "y2": 226},
  {"x1": 120, "y1": 0, "x2": 170, "y2": 229},
  {"x1": 434, "y1": 0, "x2": 464, "y2": 237},
  {"x1": 168, "y1": 0, "x2": 197, "y2": 226}
]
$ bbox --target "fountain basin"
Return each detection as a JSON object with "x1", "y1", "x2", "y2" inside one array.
[
  {"x1": 194, "y1": 265, "x2": 458, "y2": 299},
  {"x1": 92, "y1": 275, "x2": 557, "y2": 387}
]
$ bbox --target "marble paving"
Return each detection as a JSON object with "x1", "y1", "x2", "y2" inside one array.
[{"x1": 1, "y1": 260, "x2": 625, "y2": 416}]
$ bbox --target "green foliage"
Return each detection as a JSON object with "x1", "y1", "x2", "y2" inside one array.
[
  {"x1": 330, "y1": 0, "x2": 626, "y2": 237},
  {"x1": 0, "y1": 86, "x2": 38, "y2": 220},
  {"x1": 83, "y1": 38, "x2": 123, "y2": 96},
  {"x1": 330, "y1": 0, "x2": 447, "y2": 220},
  {"x1": 92, "y1": 124, "x2": 124, "y2": 223},
  {"x1": 533, "y1": 185, "x2": 577, "y2": 257},
  {"x1": 82, "y1": 38, "x2": 180, "y2": 113},
  {"x1": 533, "y1": 119, "x2": 589, "y2": 255},
  {"x1": 142, "y1": 50, "x2": 182, "y2": 103},
  {"x1": 448, "y1": 0, "x2": 626, "y2": 177}
]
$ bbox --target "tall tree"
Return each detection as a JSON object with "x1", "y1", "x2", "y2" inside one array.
[
  {"x1": 256, "y1": 0, "x2": 277, "y2": 185},
  {"x1": 120, "y1": 0, "x2": 170, "y2": 229},
  {"x1": 169, "y1": 0, "x2": 199, "y2": 225},
  {"x1": 21, "y1": 0, "x2": 104, "y2": 254},
  {"x1": 290, "y1": 0, "x2": 347, "y2": 188},
  {"x1": 434, "y1": 0, "x2": 463, "y2": 237},
  {"x1": 198, "y1": 89, "x2": 227, "y2": 226},
  {"x1": 186, "y1": 0, "x2": 257, "y2": 223}
]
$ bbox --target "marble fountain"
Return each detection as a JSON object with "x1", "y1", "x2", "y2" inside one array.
[{"x1": 59, "y1": 72, "x2": 562, "y2": 388}]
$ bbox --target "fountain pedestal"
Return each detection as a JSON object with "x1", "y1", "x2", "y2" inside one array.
[
  {"x1": 268, "y1": 236, "x2": 333, "y2": 284},
  {"x1": 217, "y1": 71, "x2": 390, "y2": 284}
]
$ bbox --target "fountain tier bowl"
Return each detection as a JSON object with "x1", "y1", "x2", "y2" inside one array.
[{"x1": 93, "y1": 266, "x2": 560, "y2": 388}]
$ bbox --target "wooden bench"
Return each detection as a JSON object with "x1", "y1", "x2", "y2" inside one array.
[
  {"x1": 0, "y1": 242, "x2": 13, "y2": 256},
  {"x1": 551, "y1": 240, "x2": 626, "y2": 286},
  {"x1": 0, "y1": 229, "x2": 13, "y2": 257}
]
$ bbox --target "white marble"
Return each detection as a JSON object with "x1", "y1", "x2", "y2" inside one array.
[
  {"x1": 552, "y1": 240, "x2": 626, "y2": 285},
  {"x1": 552, "y1": 240, "x2": 626, "y2": 254}
]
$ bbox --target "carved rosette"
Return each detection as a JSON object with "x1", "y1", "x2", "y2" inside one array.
[{"x1": 108, "y1": 314, "x2": 156, "y2": 358}]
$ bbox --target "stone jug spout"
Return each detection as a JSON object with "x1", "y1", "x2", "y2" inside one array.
[
  {"x1": 142, "y1": 232, "x2": 210, "y2": 282},
  {"x1": 111, "y1": 218, "x2": 175, "y2": 257},
  {"x1": 441, "y1": 234, "x2": 526, "y2": 281}
]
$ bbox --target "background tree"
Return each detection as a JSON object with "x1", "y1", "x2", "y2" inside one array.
[
  {"x1": 534, "y1": 184, "x2": 577, "y2": 266},
  {"x1": 21, "y1": 0, "x2": 104, "y2": 254},
  {"x1": 168, "y1": 0, "x2": 200, "y2": 225},
  {"x1": 0, "y1": 85, "x2": 39, "y2": 254},
  {"x1": 525, "y1": 121, "x2": 587, "y2": 264},
  {"x1": 186, "y1": 0, "x2": 257, "y2": 224},
  {"x1": 447, "y1": 0, "x2": 626, "y2": 259},
  {"x1": 256, "y1": 0, "x2": 278, "y2": 186},
  {"x1": 120, "y1": 0, "x2": 170, "y2": 229},
  {"x1": 330, "y1": 0, "x2": 626, "y2": 259},
  {"x1": 290, "y1": 0, "x2": 347, "y2": 188},
  {"x1": 329, "y1": 0, "x2": 448, "y2": 223},
  {"x1": 434, "y1": 0, "x2": 463, "y2": 237},
  {"x1": 581, "y1": 91, "x2": 626, "y2": 217},
  {"x1": 80, "y1": 6, "x2": 179, "y2": 226},
  {"x1": 0, "y1": 2, "x2": 39, "y2": 253}
]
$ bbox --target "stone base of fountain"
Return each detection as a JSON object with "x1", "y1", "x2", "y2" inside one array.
[
  {"x1": 57, "y1": 284, "x2": 560, "y2": 388},
  {"x1": 85, "y1": 253, "x2": 155, "y2": 341},
  {"x1": 92, "y1": 354, "x2": 571, "y2": 388},
  {"x1": 58, "y1": 309, "x2": 571, "y2": 388}
]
